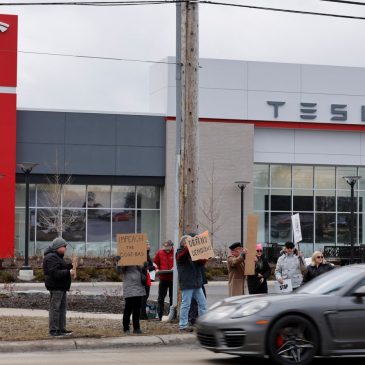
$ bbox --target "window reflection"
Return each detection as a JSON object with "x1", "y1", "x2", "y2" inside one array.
[
  {"x1": 36, "y1": 209, "x2": 59, "y2": 242},
  {"x1": 137, "y1": 210, "x2": 160, "y2": 255},
  {"x1": 112, "y1": 210, "x2": 136, "y2": 242},
  {"x1": 314, "y1": 166, "x2": 335, "y2": 189},
  {"x1": 254, "y1": 164, "x2": 269, "y2": 188},
  {"x1": 87, "y1": 209, "x2": 111, "y2": 243},
  {"x1": 63, "y1": 185, "x2": 86, "y2": 208},
  {"x1": 315, "y1": 214, "x2": 335, "y2": 243},
  {"x1": 112, "y1": 186, "x2": 135, "y2": 209},
  {"x1": 37, "y1": 184, "x2": 60, "y2": 207},
  {"x1": 137, "y1": 186, "x2": 160, "y2": 209},
  {"x1": 315, "y1": 192, "x2": 335, "y2": 211},
  {"x1": 87, "y1": 186, "x2": 111, "y2": 208},
  {"x1": 62, "y1": 209, "x2": 86, "y2": 242},
  {"x1": 271, "y1": 165, "x2": 291, "y2": 189},
  {"x1": 270, "y1": 213, "x2": 291, "y2": 241},
  {"x1": 293, "y1": 166, "x2": 313, "y2": 189},
  {"x1": 16, "y1": 184, "x2": 36, "y2": 207}
]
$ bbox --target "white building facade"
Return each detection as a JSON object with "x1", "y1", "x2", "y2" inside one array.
[{"x1": 151, "y1": 58, "x2": 365, "y2": 256}]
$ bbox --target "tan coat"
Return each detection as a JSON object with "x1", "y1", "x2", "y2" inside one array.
[{"x1": 227, "y1": 255, "x2": 245, "y2": 296}]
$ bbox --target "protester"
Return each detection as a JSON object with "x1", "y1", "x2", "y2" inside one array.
[
  {"x1": 43, "y1": 237, "x2": 75, "y2": 337},
  {"x1": 140, "y1": 240, "x2": 155, "y2": 320},
  {"x1": 303, "y1": 250, "x2": 334, "y2": 283},
  {"x1": 176, "y1": 234, "x2": 207, "y2": 332},
  {"x1": 121, "y1": 265, "x2": 146, "y2": 334},
  {"x1": 153, "y1": 240, "x2": 174, "y2": 320},
  {"x1": 247, "y1": 243, "x2": 271, "y2": 294},
  {"x1": 227, "y1": 242, "x2": 248, "y2": 296},
  {"x1": 275, "y1": 241, "x2": 306, "y2": 290}
]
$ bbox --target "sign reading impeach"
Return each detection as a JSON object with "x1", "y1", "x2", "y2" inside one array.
[
  {"x1": 186, "y1": 231, "x2": 214, "y2": 261},
  {"x1": 117, "y1": 233, "x2": 147, "y2": 266}
]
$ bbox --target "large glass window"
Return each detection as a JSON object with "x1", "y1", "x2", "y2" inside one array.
[
  {"x1": 254, "y1": 164, "x2": 363, "y2": 251},
  {"x1": 15, "y1": 183, "x2": 160, "y2": 257}
]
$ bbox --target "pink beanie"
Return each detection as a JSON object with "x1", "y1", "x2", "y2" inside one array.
[{"x1": 256, "y1": 243, "x2": 263, "y2": 251}]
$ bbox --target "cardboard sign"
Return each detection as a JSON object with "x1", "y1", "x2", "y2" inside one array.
[
  {"x1": 117, "y1": 233, "x2": 147, "y2": 266},
  {"x1": 275, "y1": 278, "x2": 293, "y2": 294},
  {"x1": 244, "y1": 214, "x2": 259, "y2": 276},
  {"x1": 292, "y1": 213, "x2": 302, "y2": 244},
  {"x1": 186, "y1": 231, "x2": 215, "y2": 261}
]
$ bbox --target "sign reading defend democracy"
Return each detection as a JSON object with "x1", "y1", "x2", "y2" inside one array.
[
  {"x1": 186, "y1": 231, "x2": 214, "y2": 261},
  {"x1": 117, "y1": 233, "x2": 147, "y2": 266}
]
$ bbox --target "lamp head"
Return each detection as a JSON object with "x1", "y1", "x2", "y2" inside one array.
[
  {"x1": 235, "y1": 181, "x2": 250, "y2": 189},
  {"x1": 17, "y1": 162, "x2": 39, "y2": 174},
  {"x1": 343, "y1": 176, "x2": 362, "y2": 186}
]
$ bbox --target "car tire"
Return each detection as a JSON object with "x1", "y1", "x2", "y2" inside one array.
[{"x1": 267, "y1": 315, "x2": 318, "y2": 365}]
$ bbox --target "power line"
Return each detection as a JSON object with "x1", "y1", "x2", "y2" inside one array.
[
  {"x1": 18, "y1": 50, "x2": 177, "y2": 64},
  {"x1": 200, "y1": 1, "x2": 365, "y2": 21},
  {"x1": 321, "y1": 0, "x2": 365, "y2": 5},
  {"x1": 0, "y1": 0, "x2": 186, "y2": 6}
]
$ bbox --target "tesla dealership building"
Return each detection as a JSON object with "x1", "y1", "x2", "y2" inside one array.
[{"x1": 2, "y1": 14, "x2": 365, "y2": 258}]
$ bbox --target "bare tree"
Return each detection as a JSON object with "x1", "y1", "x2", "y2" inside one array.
[
  {"x1": 37, "y1": 160, "x2": 81, "y2": 238},
  {"x1": 199, "y1": 162, "x2": 226, "y2": 252}
]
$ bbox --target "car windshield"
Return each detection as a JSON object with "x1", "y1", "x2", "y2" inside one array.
[{"x1": 297, "y1": 266, "x2": 364, "y2": 295}]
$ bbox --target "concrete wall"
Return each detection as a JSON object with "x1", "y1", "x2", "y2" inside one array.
[
  {"x1": 162, "y1": 120, "x2": 254, "y2": 251},
  {"x1": 16, "y1": 110, "x2": 166, "y2": 177}
]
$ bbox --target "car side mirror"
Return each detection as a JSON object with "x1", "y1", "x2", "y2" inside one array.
[{"x1": 352, "y1": 285, "x2": 365, "y2": 298}]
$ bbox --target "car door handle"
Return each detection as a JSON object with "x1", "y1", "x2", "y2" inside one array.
[{"x1": 324, "y1": 310, "x2": 338, "y2": 315}]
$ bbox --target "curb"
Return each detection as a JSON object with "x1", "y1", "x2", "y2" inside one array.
[{"x1": 0, "y1": 334, "x2": 197, "y2": 353}]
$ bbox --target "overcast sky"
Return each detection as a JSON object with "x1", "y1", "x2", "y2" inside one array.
[{"x1": 1, "y1": 0, "x2": 365, "y2": 114}]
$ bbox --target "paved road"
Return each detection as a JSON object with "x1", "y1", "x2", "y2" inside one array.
[{"x1": 0, "y1": 345, "x2": 363, "y2": 365}]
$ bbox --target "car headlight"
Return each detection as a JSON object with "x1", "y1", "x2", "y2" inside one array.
[{"x1": 230, "y1": 300, "x2": 269, "y2": 318}]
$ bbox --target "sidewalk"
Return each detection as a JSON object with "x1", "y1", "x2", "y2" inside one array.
[
  {"x1": 0, "y1": 307, "x2": 195, "y2": 353},
  {"x1": 0, "y1": 280, "x2": 278, "y2": 353}
]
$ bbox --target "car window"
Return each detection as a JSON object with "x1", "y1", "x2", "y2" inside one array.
[
  {"x1": 345, "y1": 275, "x2": 365, "y2": 297},
  {"x1": 297, "y1": 267, "x2": 364, "y2": 295}
]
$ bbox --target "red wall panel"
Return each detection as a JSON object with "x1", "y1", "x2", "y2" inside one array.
[{"x1": 0, "y1": 14, "x2": 17, "y2": 258}]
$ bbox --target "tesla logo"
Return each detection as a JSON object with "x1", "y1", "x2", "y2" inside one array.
[{"x1": 0, "y1": 22, "x2": 10, "y2": 33}]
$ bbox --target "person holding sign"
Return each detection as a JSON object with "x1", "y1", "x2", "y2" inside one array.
[
  {"x1": 227, "y1": 242, "x2": 248, "y2": 297},
  {"x1": 176, "y1": 234, "x2": 207, "y2": 332},
  {"x1": 247, "y1": 243, "x2": 271, "y2": 294},
  {"x1": 121, "y1": 265, "x2": 146, "y2": 334},
  {"x1": 275, "y1": 241, "x2": 306, "y2": 291}
]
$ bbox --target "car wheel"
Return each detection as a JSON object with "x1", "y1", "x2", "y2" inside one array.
[{"x1": 267, "y1": 315, "x2": 318, "y2": 365}]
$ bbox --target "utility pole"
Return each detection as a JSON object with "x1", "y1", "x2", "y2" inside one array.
[
  {"x1": 169, "y1": 0, "x2": 199, "y2": 321},
  {"x1": 181, "y1": 0, "x2": 199, "y2": 235}
]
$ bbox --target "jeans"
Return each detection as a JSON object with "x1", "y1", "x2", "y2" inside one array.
[
  {"x1": 179, "y1": 287, "x2": 207, "y2": 329},
  {"x1": 188, "y1": 285, "x2": 206, "y2": 325},
  {"x1": 49, "y1": 290, "x2": 67, "y2": 334},
  {"x1": 123, "y1": 296, "x2": 142, "y2": 331},
  {"x1": 157, "y1": 280, "x2": 173, "y2": 320}
]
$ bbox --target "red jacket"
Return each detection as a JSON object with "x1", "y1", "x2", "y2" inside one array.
[{"x1": 153, "y1": 248, "x2": 174, "y2": 281}]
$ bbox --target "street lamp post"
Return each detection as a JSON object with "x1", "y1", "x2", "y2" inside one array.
[
  {"x1": 343, "y1": 176, "x2": 362, "y2": 264},
  {"x1": 17, "y1": 162, "x2": 38, "y2": 281},
  {"x1": 235, "y1": 181, "x2": 250, "y2": 247}
]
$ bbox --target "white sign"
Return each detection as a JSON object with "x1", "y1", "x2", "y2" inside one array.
[
  {"x1": 291, "y1": 213, "x2": 302, "y2": 244},
  {"x1": 275, "y1": 279, "x2": 293, "y2": 294}
]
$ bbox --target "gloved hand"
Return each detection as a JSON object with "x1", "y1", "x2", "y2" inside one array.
[{"x1": 66, "y1": 263, "x2": 73, "y2": 270}]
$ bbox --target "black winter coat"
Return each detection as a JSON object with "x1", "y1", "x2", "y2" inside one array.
[
  {"x1": 176, "y1": 246, "x2": 205, "y2": 290},
  {"x1": 247, "y1": 256, "x2": 271, "y2": 294},
  {"x1": 43, "y1": 246, "x2": 72, "y2": 291},
  {"x1": 303, "y1": 262, "x2": 334, "y2": 283}
]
